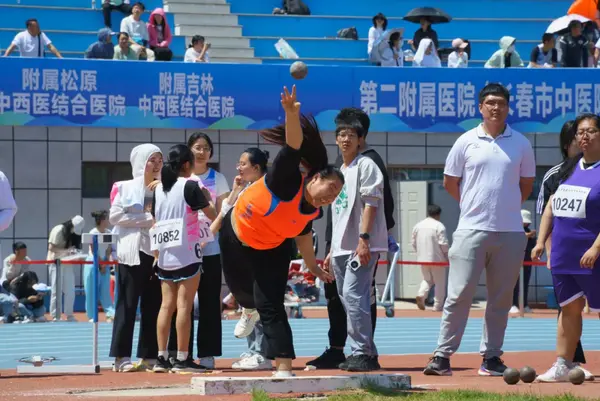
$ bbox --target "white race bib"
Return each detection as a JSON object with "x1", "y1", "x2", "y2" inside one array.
[
  {"x1": 150, "y1": 218, "x2": 184, "y2": 251},
  {"x1": 552, "y1": 184, "x2": 590, "y2": 219},
  {"x1": 198, "y1": 215, "x2": 215, "y2": 244}
]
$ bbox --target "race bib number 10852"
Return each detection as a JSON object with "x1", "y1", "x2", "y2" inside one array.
[
  {"x1": 552, "y1": 184, "x2": 590, "y2": 219},
  {"x1": 150, "y1": 218, "x2": 184, "y2": 251}
]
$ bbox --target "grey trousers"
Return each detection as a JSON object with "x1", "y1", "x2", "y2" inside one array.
[
  {"x1": 433, "y1": 230, "x2": 526, "y2": 359},
  {"x1": 332, "y1": 252, "x2": 379, "y2": 357}
]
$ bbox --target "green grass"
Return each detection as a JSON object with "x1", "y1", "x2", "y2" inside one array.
[{"x1": 251, "y1": 389, "x2": 589, "y2": 401}]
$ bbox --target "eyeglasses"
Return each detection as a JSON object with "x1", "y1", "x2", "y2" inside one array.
[
  {"x1": 193, "y1": 146, "x2": 211, "y2": 153},
  {"x1": 576, "y1": 128, "x2": 600, "y2": 137},
  {"x1": 336, "y1": 132, "x2": 358, "y2": 140},
  {"x1": 483, "y1": 100, "x2": 508, "y2": 109}
]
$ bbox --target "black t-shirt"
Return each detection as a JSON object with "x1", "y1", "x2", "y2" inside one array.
[
  {"x1": 264, "y1": 145, "x2": 320, "y2": 236},
  {"x1": 151, "y1": 180, "x2": 210, "y2": 217},
  {"x1": 413, "y1": 27, "x2": 439, "y2": 50}
]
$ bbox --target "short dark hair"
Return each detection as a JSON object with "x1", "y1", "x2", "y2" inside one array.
[
  {"x1": 427, "y1": 204, "x2": 442, "y2": 217},
  {"x1": 542, "y1": 33, "x2": 554, "y2": 43},
  {"x1": 133, "y1": 2, "x2": 145, "y2": 11},
  {"x1": 569, "y1": 20, "x2": 582, "y2": 30},
  {"x1": 335, "y1": 107, "x2": 370, "y2": 136},
  {"x1": 478, "y1": 83, "x2": 510, "y2": 104},
  {"x1": 190, "y1": 35, "x2": 205, "y2": 48},
  {"x1": 119, "y1": 32, "x2": 130, "y2": 40},
  {"x1": 335, "y1": 118, "x2": 365, "y2": 138},
  {"x1": 25, "y1": 18, "x2": 38, "y2": 28},
  {"x1": 13, "y1": 242, "x2": 27, "y2": 252}
]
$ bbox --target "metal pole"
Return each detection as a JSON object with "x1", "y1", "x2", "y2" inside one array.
[
  {"x1": 518, "y1": 267, "x2": 525, "y2": 318},
  {"x1": 54, "y1": 259, "x2": 62, "y2": 321},
  {"x1": 92, "y1": 236, "x2": 99, "y2": 372}
]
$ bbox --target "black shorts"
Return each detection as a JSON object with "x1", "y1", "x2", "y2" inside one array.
[{"x1": 156, "y1": 262, "x2": 202, "y2": 282}]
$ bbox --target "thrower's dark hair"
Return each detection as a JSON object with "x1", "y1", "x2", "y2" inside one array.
[
  {"x1": 559, "y1": 120, "x2": 577, "y2": 160},
  {"x1": 557, "y1": 113, "x2": 600, "y2": 182},
  {"x1": 258, "y1": 114, "x2": 344, "y2": 183},
  {"x1": 161, "y1": 144, "x2": 195, "y2": 192}
]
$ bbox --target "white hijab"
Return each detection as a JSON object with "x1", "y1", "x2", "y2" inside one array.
[
  {"x1": 120, "y1": 143, "x2": 162, "y2": 209},
  {"x1": 413, "y1": 38, "x2": 441, "y2": 67}
]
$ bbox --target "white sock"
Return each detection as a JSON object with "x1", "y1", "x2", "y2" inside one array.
[
  {"x1": 158, "y1": 351, "x2": 168, "y2": 359},
  {"x1": 557, "y1": 357, "x2": 569, "y2": 367},
  {"x1": 177, "y1": 351, "x2": 188, "y2": 361}
]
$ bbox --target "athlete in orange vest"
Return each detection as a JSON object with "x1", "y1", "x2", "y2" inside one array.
[{"x1": 219, "y1": 86, "x2": 344, "y2": 377}]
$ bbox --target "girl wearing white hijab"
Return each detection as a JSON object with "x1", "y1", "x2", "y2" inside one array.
[
  {"x1": 109, "y1": 144, "x2": 163, "y2": 373},
  {"x1": 413, "y1": 38, "x2": 441, "y2": 67}
]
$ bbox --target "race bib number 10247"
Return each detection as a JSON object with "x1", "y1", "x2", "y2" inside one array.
[
  {"x1": 150, "y1": 218, "x2": 184, "y2": 251},
  {"x1": 552, "y1": 185, "x2": 590, "y2": 219}
]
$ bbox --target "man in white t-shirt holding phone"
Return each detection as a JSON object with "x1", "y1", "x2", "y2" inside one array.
[{"x1": 3, "y1": 18, "x2": 62, "y2": 58}]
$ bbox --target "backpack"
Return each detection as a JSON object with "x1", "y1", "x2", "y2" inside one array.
[
  {"x1": 284, "y1": 0, "x2": 310, "y2": 15},
  {"x1": 337, "y1": 27, "x2": 358, "y2": 40}
]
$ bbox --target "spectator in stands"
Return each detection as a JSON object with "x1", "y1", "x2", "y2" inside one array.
[
  {"x1": 147, "y1": 8, "x2": 173, "y2": 61},
  {"x1": 560, "y1": 20, "x2": 589, "y2": 67},
  {"x1": 10, "y1": 271, "x2": 46, "y2": 322},
  {"x1": 3, "y1": 18, "x2": 62, "y2": 58},
  {"x1": 184, "y1": 35, "x2": 211, "y2": 63},
  {"x1": 114, "y1": 32, "x2": 139, "y2": 60},
  {"x1": 85, "y1": 28, "x2": 116, "y2": 60},
  {"x1": 48, "y1": 215, "x2": 85, "y2": 322},
  {"x1": 484, "y1": 36, "x2": 524, "y2": 68},
  {"x1": 2, "y1": 242, "x2": 30, "y2": 288},
  {"x1": 412, "y1": 205, "x2": 449, "y2": 312},
  {"x1": 380, "y1": 31, "x2": 403, "y2": 67},
  {"x1": 368, "y1": 13, "x2": 388, "y2": 58},
  {"x1": 529, "y1": 33, "x2": 557, "y2": 68},
  {"x1": 83, "y1": 210, "x2": 115, "y2": 323},
  {"x1": 103, "y1": 0, "x2": 132, "y2": 29},
  {"x1": 120, "y1": 2, "x2": 155, "y2": 61},
  {"x1": 510, "y1": 210, "x2": 536, "y2": 314},
  {"x1": 409, "y1": 18, "x2": 439, "y2": 52},
  {"x1": 273, "y1": 0, "x2": 310, "y2": 15},
  {"x1": 447, "y1": 38, "x2": 469, "y2": 68},
  {"x1": 424, "y1": 83, "x2": 535, "y2": 377},
  {"x1": 413, "y1": 38, "x2": 441, "y2": 67}
]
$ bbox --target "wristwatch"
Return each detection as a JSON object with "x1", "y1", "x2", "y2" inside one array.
[{"x1": 359, "y1": 233, "x2": 370, "y2": 240}]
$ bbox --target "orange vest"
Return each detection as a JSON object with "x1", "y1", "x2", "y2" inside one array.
[{"x1": 234, "y1": 176, "x2": 319, "y2": 250}]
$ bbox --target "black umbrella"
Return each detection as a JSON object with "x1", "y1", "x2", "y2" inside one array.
[{"x1": 403, "y1": 7, "x2": 452, "y2": 24}]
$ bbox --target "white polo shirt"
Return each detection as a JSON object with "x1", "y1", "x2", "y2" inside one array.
[
  {"x1": 12, "y1": 31, "x2": 51, "y2": 57},
  {"x1": 444, "y1": 124, "x2": 536, "y2": 232}
]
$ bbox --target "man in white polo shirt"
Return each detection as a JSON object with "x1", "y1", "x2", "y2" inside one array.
[
  {"x1": 423, "y1": 83, "x2": 536, "y2": 377},
  {"x1": 3, "y1": 19, "x2": 62, "y2": 58}
]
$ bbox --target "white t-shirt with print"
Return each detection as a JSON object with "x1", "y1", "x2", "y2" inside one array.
[
  {"x1": 12, "y1": 31, "x2": 51, "y2": 57},
  {"x1": 184, "y1": 47, "x2": 210, "y2": 63},
  {"x1": 195, "y1": 169, "x2": 229, "y2": 256}
]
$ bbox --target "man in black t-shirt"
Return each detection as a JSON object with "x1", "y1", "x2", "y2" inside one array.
[{"x1": 306, "y1": 108, "x2": 396, "y2": 370}]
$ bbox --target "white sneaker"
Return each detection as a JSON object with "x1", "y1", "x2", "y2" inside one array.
[
  {"x1": 573, "y1": 364, "x2": 595, "y2": 381},
  {"x1": 535, "y1": 363, "x2": 571, "y2": 382},
  {"x1": 233, "y1": 354, "x2": 273, "y2": 371},
  {"x1": 231, "y1": 352, "x2": 253, "y2": 369},
  {"x1": 199, "y1": 357, "x2": 215, "y2": 369},
  {"x1": 272, "y1": 370, "x2": 295, "y2": 378},
  {"x1": 234, "y1": 308, "x2": 259, "y2": 338},
  {"x1": 113, "y1": 357, "x2": 136, "y2": 372},
  {"x1": 21, "y1": 317, "x2": 32, "y2": 324},
  {"x1": 509, "y1": 306, "x2": 520, "y2": 314}
]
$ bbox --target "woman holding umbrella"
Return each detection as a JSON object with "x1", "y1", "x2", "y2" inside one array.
[{"x1": 403, "y1": 7, "x2": 451, "y2": 51}]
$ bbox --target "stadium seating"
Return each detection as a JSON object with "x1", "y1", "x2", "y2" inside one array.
[{"x1": 0, "y1": 0, "x2": 579, "y2": 65}]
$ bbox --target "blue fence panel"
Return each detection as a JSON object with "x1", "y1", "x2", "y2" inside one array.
[{"x1": 0, "y1": 57, "x2": 595, "y2": 133}]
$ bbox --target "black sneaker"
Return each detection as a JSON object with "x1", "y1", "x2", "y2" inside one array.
[
  {"x1": 371, "y1": 355, "x2": 381, "y2": 370},
  {"x1": 170, "y1": 358, "x2": 206, "y2": 374},
  {"x1": 152, "y1": 356, "x2": 172, "y2": 373},
  {"x1": 340, "y1": 355, "x2": 380, "y2": 372},
  {"x1": 478, "y1": 356, "x2": 507, "y2": 376},
  {"x1": 306, "y1": 348, "x2": 346, "y2": 369},
  {"x1": 423, "y1": 356, "x2": 452, "y2": 376}
]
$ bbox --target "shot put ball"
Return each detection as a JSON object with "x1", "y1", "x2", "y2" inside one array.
[
  {"x1": 290, "y1": 61, "x2": 308, "y2": 80},
  {"x1": 503, "y1": 367, "x2": 520, "y2": 385},
  {"x1": 519, "y1": 366, "x2": 536, "y2": 383},
  {"x1": 569, "y1": 368, "x2": 585, "y2": 385}
]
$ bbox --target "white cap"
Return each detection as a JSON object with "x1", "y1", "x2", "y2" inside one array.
[
  {"x1": 521, "y1": 210, "x2": 532, "y2": 225},
  {"x1": 451, "y1": 38, "x2": 468, "y2": 49},
  {"x1": 71, "y1": 215, "x2": 85, "y2": 235}
]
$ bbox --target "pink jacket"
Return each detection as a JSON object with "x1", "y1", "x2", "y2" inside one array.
[{"x1": 147, "y1": 8, "x2": 172, "y2": 48}]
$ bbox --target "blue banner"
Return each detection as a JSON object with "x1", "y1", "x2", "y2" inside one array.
[{"x1": 0, "y1": 57, "x2": 597, "y2": 133}]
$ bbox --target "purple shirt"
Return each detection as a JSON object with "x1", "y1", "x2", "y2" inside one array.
[{"x1": 551, "y1": 160, "x2": 600, "y2": 275}]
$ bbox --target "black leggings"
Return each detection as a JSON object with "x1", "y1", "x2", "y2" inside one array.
[
  {"x1": 219, "y1": 211, "x2": 295, "y2": 360},
  {"x1": 109, "y1": 252, "x2": 161, "y2": 359},
  {"x1": 167, "y1": 254, "x2": 223, "y2": 358},
  {"x1": 323, "y1": 241, "x2": 377, "y2": 348}
]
